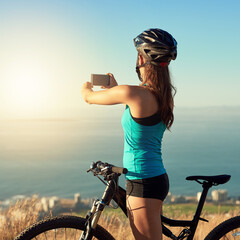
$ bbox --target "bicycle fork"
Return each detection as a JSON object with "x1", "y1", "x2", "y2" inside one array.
[
  {"x1": 79, "y1": 199, "x2": 105, "y2": 240},
  {"x1": 79, "y1": 176, "x2": 117, "y2": 240}
]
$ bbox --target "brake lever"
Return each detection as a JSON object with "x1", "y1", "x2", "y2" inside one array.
[
  {"x1": 86, "y1": 161, "x2": 98, "y2": 173},
  {"x1": 100, "y1": 166, "x2": 111, "y2": 175}
]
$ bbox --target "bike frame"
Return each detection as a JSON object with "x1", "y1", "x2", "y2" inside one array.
[{"x1": 83, "y1": 173, "x2": 214, "y2": 240}]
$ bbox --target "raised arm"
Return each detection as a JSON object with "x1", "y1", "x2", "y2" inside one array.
[{"x1": 81, "y1": 82, "x2": 133, "y2": 105}]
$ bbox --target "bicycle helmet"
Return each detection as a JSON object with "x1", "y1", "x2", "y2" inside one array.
[
  {"x1": 134, "y1": 28, "x2": 177, "y2": 65},
  {"x1": 134, "y1": 28, "x2": 177, "y2": 81}
]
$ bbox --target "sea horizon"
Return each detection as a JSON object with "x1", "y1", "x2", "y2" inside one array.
[{"x1": 0, "y1": 105, "x2": 239, "y2": 202}]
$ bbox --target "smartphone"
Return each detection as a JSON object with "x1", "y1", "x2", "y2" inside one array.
[{"x1": 91, "y1": 74, "x2": 110, "y2": 86}]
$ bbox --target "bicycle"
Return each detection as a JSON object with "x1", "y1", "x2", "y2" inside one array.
[{"x1": 14, "y1": 161, "x2": 240, "y2": 240}]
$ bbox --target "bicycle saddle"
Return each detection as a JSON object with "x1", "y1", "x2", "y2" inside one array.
[{"x1": 186, "y1": 174, "x2": 231, "y2": 185}]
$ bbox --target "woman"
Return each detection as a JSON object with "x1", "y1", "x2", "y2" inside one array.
[{"x1": 81, "y1": 28, "x2": 177, "y2": 240}]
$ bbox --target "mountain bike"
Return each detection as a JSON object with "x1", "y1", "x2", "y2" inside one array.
[{"x1": 15, "y1": 161, "x2": 240, "y2": 240}]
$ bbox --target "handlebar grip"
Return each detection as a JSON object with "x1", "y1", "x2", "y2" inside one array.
[{"x1": 111, "y1": 166, "x2": 128, "y2": 174}]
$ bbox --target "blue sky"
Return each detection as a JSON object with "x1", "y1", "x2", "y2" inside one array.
[{"x1": 0, "y1": 0, "x2": 239, "y2": 119}]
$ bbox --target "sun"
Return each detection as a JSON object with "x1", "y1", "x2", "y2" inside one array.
[
  {"x1": 2, "y1": 60, "x2": 51, "y2": 118},
  {"x1": 9, "y1": 73, "x2": 44, "y2": 109}
]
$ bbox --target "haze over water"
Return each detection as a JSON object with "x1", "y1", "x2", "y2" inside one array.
[{"x1": 0, "y1": 106, "x2": 239, "y2": 202}]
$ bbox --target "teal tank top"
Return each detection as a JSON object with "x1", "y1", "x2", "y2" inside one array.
[{"x1": 121, "y1": 105, "x2": 167, "y2": 180}]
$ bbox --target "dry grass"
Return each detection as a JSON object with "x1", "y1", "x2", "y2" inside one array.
[
  {"x1": 0, "y1": 197, "x2": 240, "y2": 240},
  {"x1": 97, "y1": 207, "x2": 240, "y2": 240},
  {"x1": 98, "y1": 211, "x2": 133, "y2": 240},
  {"x1": 0, "y1": 195, "x2": 41, "y2": 240},
  {"x1": 162, "y1": 210, "x2": 240, "y2": 240}
]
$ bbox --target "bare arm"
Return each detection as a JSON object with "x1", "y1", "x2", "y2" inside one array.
[{"x1": 81, "y1": 82, "x2": 133, "y2": 105}]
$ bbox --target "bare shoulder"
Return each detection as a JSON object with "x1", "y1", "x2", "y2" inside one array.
[
  {"x1": 109, "y1": 85, "x2": 152, "y2": 105},
  {"x1": 116, "y1": 85, "x2": 148, "y2": 96},
  {"x1": 110, "y1": 85, "x2": 140, "y2": 96},
  {"x1": 127, "y1": 85, "x2": 153, "y2": 98},
  {"x1": 123, "y1": 85, "x2": 158, "y2": 117}
]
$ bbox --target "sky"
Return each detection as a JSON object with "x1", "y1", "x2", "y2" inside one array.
[{"x1": 0, "y1": 0, "x2": 239, "y2": 119}]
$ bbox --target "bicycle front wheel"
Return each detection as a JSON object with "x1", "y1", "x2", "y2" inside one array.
[
  {"x1": 205, "y1": 216, "x2": 240, "y2": 240},
  {"x1": 14, "y1": 215, "x2": 115, "y2": 240}
]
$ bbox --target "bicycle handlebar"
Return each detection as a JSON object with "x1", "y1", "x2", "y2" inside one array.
[
  {"x1": 111, "y1": 166, "x2": 128, "y2": 174},
  {"x1": 87, "y1": 161, "x2": 128, "y2": 175}
]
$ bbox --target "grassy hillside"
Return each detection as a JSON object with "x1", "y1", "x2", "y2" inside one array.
[{"x1": 1, "y1": 197, "x2": 240, "y2": 240}]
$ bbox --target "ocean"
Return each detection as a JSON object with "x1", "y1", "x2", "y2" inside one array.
[{"x1": 0, "y1": 106, "x2": 239, "y2": 203}]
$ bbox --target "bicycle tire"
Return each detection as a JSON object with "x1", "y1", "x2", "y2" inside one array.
[
  {"x1": 204, "y1": 216, "x2": 240, "y2": 240},
  {"x1": 14, "y1": 215, "x2": 115, "y2": 240}
]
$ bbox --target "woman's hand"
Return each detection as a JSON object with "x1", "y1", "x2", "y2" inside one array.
[
  {"x1": 82, "y1": 81, "x2": 93, "y2": 90},
  {"x1": 81, "y1": 82, "x2": 93, "y2": 103},
  {"x1": 101, "y1": 73, "x2": 118, "y2": 89}
]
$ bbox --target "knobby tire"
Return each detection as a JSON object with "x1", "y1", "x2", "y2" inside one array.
[
  {"x1": 205, "y1": 216, "x2": 240, "y2": 240},
  {"x1": 14, "y1": 215, "x2": 115, "y2": 240}
]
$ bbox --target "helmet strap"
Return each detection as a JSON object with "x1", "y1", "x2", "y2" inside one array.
[
  {"x1": 136, "y1": 65, "x2": 143, "y2": 82},
  {"x1": 135, "y1": 61, "x2": 151, "y2": 82}
]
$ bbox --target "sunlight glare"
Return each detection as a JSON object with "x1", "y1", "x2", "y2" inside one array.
[{"x1": 2, "y1": 59, "x2": 51, "y2": 118}]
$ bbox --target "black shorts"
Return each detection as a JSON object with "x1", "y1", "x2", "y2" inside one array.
[{"x1": 126, "y1": 173, "x2": 169, "y2": 201}]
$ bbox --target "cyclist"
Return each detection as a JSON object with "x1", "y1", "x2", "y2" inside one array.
[{"x1": 81, "y1": 28, "x2": 177, "y2": 240}]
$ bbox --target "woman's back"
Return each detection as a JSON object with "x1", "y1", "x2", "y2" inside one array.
[
  {"x1": 126, "y1": 85, "x2": 160, "y2": 118},
  {"x1": 122, "y1": 103, "x2": 166, "y2": 180}
]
